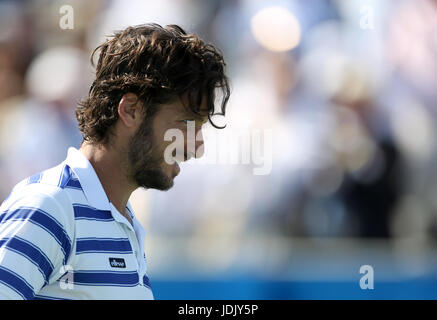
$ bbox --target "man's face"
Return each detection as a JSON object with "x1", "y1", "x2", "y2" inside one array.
[{"x1": 127, "y1": 96, "x2": 207, "y2": 191}]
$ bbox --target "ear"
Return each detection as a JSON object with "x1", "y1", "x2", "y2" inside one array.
[{"x1": 118, "y1": 93, "x2": 144, "y2": 128}]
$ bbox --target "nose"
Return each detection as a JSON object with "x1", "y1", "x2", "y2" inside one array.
[{"x1": 194, "y1": 127, "x2": 204, "y2": 159}]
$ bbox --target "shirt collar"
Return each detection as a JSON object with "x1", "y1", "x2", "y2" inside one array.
[
  {"x1": 64, "y1": 146, "x2": 111, "y2": 211},
  {"x1": 64, "y1": 147, "x2": 146, "y2": 242},
  {"x1": 126, "y1": 201, "x2": 146, "y2": 243}
]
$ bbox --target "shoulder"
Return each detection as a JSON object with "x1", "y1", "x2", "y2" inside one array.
[{"x1": 0, "y1": 163, "x2": 77, "y2": 232}]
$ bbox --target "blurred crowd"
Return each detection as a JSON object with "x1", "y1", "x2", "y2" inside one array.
[{"x1": 1, "y1": 0, "x2": 437, "y2": 253}]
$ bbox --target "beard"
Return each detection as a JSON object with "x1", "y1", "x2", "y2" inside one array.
[{"x1": 126, "y1": 116, "x2": 174, "y2": 191}]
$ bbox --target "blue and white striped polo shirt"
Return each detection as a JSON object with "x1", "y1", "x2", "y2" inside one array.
[{"x1": 0, "y1": 147, "x2": 154, "y2": 300}]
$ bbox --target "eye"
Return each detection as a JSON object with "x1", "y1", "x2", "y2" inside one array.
[
  {"x1": 182, "y1": 120, "x2": 197, "y2": 125},
  {"x1": 181, "y1": 119, "x2": 206, "y2": 127}
]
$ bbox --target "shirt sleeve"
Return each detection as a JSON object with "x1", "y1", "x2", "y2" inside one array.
[{"x1": 0, "y1": 190, "x2": 74, "y2": 299}]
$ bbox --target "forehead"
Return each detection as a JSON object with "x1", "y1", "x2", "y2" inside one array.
[{"x1": 161, "y1": 94, "x2": 210, "y2": 120}]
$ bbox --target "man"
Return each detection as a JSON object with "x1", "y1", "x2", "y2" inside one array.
[{"x1": 0, "y1": 23, "x2": 230, "y2": 299}]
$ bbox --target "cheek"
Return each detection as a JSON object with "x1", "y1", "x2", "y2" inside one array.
[{"x1": 160, "y1": 124, "x2": 187, "y2": 150}]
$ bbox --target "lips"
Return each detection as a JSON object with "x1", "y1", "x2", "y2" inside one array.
[
  {"x1": 170, "y1": 150, "x2": 196, "y2": 177},
  {"x1": 173, "y1": 150, "x2": 195, "y2": 163},
  {"x1": 173, "y1": 161, "x2": 180, "y2": 175},
  {"x1": 185, "y1": 151, "x2": 196, "y2": 162},
  {"x1": 173, "y1": 151, "x2": 185, "y2": 164}
]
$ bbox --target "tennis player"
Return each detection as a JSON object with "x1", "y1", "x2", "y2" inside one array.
[{"x1": 0, "y1": 23, "x2": 230, "y2": 299}]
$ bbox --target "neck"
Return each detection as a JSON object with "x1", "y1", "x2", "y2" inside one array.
[{"x1": 79, "y1": 141, "x2": 136, "y2": 221}]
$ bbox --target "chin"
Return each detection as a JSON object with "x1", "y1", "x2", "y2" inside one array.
[{"x1": 135, "y1": 167, "x2": 174, "y2": 191}]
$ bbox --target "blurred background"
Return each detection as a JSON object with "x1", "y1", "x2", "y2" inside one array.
[{"x1": 1, "y1": 0, "x2": 437, "y2": 299}]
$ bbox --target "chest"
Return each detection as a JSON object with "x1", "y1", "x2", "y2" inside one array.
[{"x1": 39, "y1": 214, "x2": 153, "y2": 299}]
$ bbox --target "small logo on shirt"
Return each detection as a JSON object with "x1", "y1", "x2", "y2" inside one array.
[{"x1": 109, "y1": 257, "x2": 126, "y2": 268}]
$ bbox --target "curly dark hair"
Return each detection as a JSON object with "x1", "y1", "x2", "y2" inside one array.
[{"x1": 76, "y1": 23, "x2": 230, "y2": 144}]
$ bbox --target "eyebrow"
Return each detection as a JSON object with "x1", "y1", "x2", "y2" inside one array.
[{"x1": 180, "y1": 109, "x2": 209, "y2": 123}]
